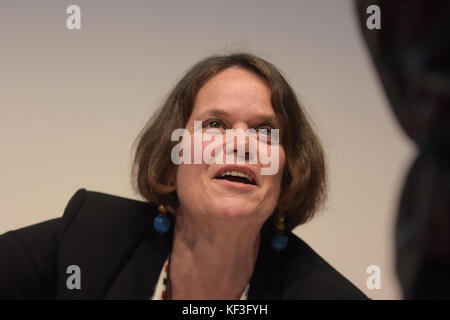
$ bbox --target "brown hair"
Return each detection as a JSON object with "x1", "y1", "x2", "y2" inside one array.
[{"x1": 132, "y1": 53, "x2": 327, "y2": 231}]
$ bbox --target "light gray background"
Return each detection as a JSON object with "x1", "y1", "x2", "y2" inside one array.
[{"x1": 0, "y1": 0, "x2": 415, "y2": 299}]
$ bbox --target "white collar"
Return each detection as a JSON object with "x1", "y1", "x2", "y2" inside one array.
[{"x1": 151, "y1": 256, "x2": 250, "y2": 300}]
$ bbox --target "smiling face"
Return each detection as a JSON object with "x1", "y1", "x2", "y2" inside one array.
[{"x1": 174, "y1": 67, "x2": 286, "y2": 228}]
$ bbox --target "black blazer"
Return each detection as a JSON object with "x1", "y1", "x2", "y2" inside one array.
[{"x1": 0, "y1": 188, "x2": 367, "y2": 299}]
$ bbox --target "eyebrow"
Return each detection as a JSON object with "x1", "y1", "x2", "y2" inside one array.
[{"x1": 198, "y1": 108, "x2": 280, "y2": 127}]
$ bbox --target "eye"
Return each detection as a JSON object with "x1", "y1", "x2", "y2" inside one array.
[
  {"x1": 257, "y1": 124, "x2": 281, "y2": 145},
  {"x1": 257, "y1": 125, "x2": 273, "y2": 136},
  {"x1": 204, "y1": 118, "x2": 225, "y2": 129}
]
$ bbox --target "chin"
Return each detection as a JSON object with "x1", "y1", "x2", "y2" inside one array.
[{"x1": 211, "y1": 201, "x2": 255, "y2": 220}]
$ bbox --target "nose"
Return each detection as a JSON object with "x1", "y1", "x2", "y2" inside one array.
[
  {"x1": 228, "y1": 122, "x2": 251, "y2": 162},
  {"x1": 233, "y1": 122, "x2": 248, "y2": 131}
]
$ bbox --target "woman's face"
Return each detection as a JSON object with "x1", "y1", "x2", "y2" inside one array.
[{"x1": 175, "y1": 67, "x2": 286, "y2": 228}]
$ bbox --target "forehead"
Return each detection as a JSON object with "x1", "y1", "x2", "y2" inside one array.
[{"x1": 192, "y1": 67, "x2": 274, "y2": 118}]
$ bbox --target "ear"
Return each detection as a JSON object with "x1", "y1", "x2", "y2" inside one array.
[
  {"x1": 167, "y1": 166, "x2": 177, "y2": 187},
  {"x1": 166, "y1": 204, "x2": 177, "y2": 215},
  {"x1": 165, "y1": 167, "x2": 178, "y2": 215}
]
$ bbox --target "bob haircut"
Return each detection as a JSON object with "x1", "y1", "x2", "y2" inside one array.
[{"x1": 132, "y1": 52, "x2": 327, "y2": 231}]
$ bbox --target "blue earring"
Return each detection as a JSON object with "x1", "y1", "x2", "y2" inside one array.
[
  {"x1": 153, "y1": 204, "x2": 170, "y2": 234},
  {"x1": 271, "y1": 213, "x2": 288, "y2": 251}
]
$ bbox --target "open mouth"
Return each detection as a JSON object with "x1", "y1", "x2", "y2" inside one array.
[{"x1": 214, "y1": 170, "x2": 256, "y2": 185}]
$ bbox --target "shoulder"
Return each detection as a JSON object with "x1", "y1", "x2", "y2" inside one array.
[
  {"x1": 62, "y1": 188, "x2": 155, "y2": 219},
  {"x1": 56, "y1": 188, "x2": 160, "y2": 299},
  {"x1": 58, "y1": 188, "x2": 158, "y2": 252},
  {"x1": 280, "y1": 232, "x2": 369, "y2": 299},
  {"x1": 58, "y1": 188, "x2": 158, "y2": 251},
  {"x1": 0, "y1": 188, "x2": 155, "y2": 299}
]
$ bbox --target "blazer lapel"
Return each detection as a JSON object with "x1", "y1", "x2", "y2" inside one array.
[
  {"x1": 105, "y1": 220, "x2": 174, "y2": 299},
  {"x1": 247, "y1": 218, "x2": 284, "y2": 300},
  {"x1": 104, "y1": 214, "x2": 283, "y2": 300}
]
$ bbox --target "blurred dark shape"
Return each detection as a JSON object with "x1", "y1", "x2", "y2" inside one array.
[{"x1": 355, "y1": 0, "x2": 450, "y2": 298}]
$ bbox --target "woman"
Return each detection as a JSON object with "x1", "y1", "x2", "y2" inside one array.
[{"x1": 0, "y1": 53, "x2": 367, "y2": 299}]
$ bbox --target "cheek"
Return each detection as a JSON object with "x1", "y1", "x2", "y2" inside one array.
[
  {"x1": 202, "y1": 131, "x2": 224, "y2": 163},
  {"x1": 278, "y1": 148, "x2": 286, "y2": 177},
  {"x1": 176, "y1": 138, "x2": 211, "y2": 189},
  {"x1": 176, "y1": 163, "x2": 203, "y2": 207},
  {"x1": 270, "y1": 147, "x2": 286, "y2": 191},
  {"x1": 177, "y1": 163, "x2": 203, "y2": 185}
]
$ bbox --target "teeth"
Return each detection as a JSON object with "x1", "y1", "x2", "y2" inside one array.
[{"x1": 220, "y1": 170, "x2": 254, "y2": 183}]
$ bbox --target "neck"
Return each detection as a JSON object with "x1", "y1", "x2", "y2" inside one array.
[{"x1": 168, "y1": 213, "x2": 262, "y2": 299}]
